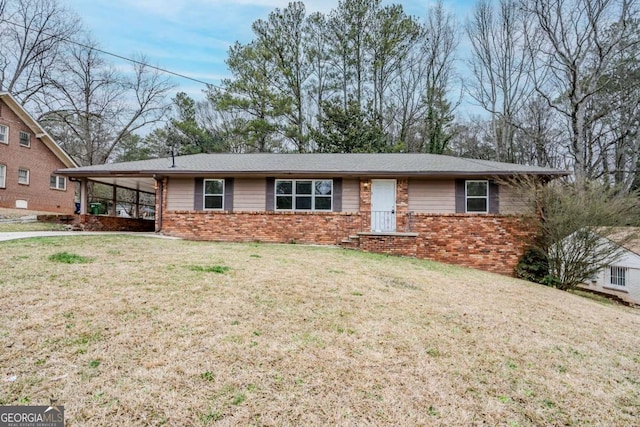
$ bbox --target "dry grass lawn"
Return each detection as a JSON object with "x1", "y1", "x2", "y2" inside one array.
[
  {"x1": 0, "y1": 236, "x2": 638, "y2": 426},
  {"x1": 0, "y1": 222, "x2": 68, "y2": 232}
]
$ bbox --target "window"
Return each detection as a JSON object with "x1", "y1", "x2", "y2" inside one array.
[
  {"x1": 0, "y1": 125, "x2": 7, "y2": 144},
  {"x1": 18, "y1": 168, "x2": 29, "y2": 185},
  {"x1": 0, "y1": 164, "x2": 5, "y2": 188},
  {"x1": 203, "y1": 179, "x2": 224, "y2": 210},
  {"x1": 50, "y1": 175, "x2": 66, "y2": 190},
  {"x1": 19, "y1": 131, "x2": 30, "y2": 147},
  {"x1": 466, "y1": 180, "x2": 489, "y2": 213},
  {"x1": 609, "y1": 266, "x2": 627, "y2": 288},
  {"x1": 275, "y1": 179, "x2": 332, "y2": 211}
]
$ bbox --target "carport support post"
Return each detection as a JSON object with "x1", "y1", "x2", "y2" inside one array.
[
  {"x1": 111, "y1": 185, "x2": 117, "y2": 216},
  {"x1": 79, "y1": 179, "x2": 88, "y2": 214}
]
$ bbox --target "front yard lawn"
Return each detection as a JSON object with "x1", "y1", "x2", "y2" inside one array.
[{"x1": 0, "y1": 236, "x2": 638, "y2": 425}]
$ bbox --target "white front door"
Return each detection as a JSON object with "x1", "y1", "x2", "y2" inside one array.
[{"x1": 370, "y1": 179, "x2": 396, "y2": 232}]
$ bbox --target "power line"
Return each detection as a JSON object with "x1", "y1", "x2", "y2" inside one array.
[{"x1": 0, "y1": 17, "x2": 227, "y2": 91}]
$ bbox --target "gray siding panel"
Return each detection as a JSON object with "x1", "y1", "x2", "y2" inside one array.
[
  {"x1": 166, "y1": 178, "x2": 197, "y2": 211},
  {"x1": 500, "y1": 184, "x2": 533, "y2": 214},
  {"x1": 455, "y1": 179, "x2": 465, "y2": 213},
  {"x1": 342, "y1": 179, "x2": 360, "y2": 212},
  {"x1": 233, "y1": 179, "x2": 266, "y2": 211},
  {"x1": 333, "y1": 178, "x2": 342, "y2": 212},
  {"x1": 408, "y1": 179, "x2": 456, "y2": 213}
]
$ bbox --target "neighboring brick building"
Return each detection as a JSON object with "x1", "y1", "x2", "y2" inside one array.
[
  {"x1": 0, "y1": 92, "x2": 77, "y2": 213},
  {"x1": 57, "y1": 153, "x2": 567, "y2": 275}
]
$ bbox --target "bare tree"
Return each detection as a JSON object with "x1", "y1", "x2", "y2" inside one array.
[
  {"x1": 367, "y1": 4, "x2": 420, "y2": 127},
  {"x1": 0, "y1": 0, "x2": 79, "y2": 105},
  {"x1": 40, "y1": 37, "x2": 174, "y2": 165},
  {"x1": 417, "y1": 1, "x2": 461, "y2": 154},
  {"x1": 515, "y1": 95, "x2": 566, "y2": 167},
  {"x1": 525, "y1": 0, "x2": 640, "y2": 182},
  {"x1": 388, "y1": 50, "x2": 427, "y2": 147},
  {"x1": 466, "y1": 0, "x2": 534, "y2": 163},
  {"x1": 304, "y1": 12, "x2": 334, "y2": 141}
]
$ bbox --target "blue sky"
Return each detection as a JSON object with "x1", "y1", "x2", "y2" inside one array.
[{"x1": 66, "y1": 0, "x2": 475, "y2": 108}]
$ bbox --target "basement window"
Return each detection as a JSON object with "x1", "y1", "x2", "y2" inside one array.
[{"x1": 0, "y1": 164, "x2": 6, "y2": 188}]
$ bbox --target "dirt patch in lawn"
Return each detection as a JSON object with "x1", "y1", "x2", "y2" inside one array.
[{"x1": 0, "y1": 236, "x2": 638, "y2": 426}]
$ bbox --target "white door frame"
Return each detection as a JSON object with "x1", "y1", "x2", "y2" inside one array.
[{"x1": 370, "y1": 179, "x2": 397, "y2": 232}]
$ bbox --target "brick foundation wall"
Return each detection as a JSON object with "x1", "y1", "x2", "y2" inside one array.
[
  {"x1": 358, "y1": 233, "x2": 419, "y2": 257},
  {"x1": 76, "y1": 214, "x2": 154, "y2": 232},
  {"x1": 411, "y1": 214, "x2": 539, "y2": 275},
  {"x1": 160, "y1": 210, "x2": 538, "y2": 276},
  {"x1": 162, "y1": 210, "x2": 363, "y2": 244}
]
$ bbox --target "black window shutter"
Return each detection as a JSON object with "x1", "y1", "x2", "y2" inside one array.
[
  {"x1": 489, "y1": 181, "x2": 500, "y2": 214},
  {"x1": 224, "y1": 178, "x2": 234, "y2": 211},
  {"x1": 194, "y1": 178, "x2": 204, "y2": 210},
  {"x1": 455, "y1": 179, "x2": 465, "y2": 213},
  {"x1": 265, "y1": 177, "x2": 275, "y2": 211},
  {"x1": 333, "y1": 178, "x2": 342, "y2": 212}
]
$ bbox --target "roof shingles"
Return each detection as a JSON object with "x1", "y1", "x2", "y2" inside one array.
[{"x1": 57, "y1": 153, "x2": 567, "y2": 177}]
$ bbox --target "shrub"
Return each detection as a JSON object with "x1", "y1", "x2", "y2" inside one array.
[{"x1": 515, "y1": 247, "x2": 549, "y2": 284}]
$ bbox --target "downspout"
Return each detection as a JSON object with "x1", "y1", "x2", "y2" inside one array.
[{"x1": 154, "y1": 175, "x2": 163, "y2": 233}]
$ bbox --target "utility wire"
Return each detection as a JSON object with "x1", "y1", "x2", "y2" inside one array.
[{"x1": 0, "y1": 17, "x2": 227, "y2": 91}]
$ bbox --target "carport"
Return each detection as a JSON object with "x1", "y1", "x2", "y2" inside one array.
[{"x1": 59, "y1": 171, "x2": 159, "y2": 232}]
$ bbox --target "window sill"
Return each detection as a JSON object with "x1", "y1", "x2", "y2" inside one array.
[{"x1": 50, "y1": 187, "x2": 67, "y2": 191}]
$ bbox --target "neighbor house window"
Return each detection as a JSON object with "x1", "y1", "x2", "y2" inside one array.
[
  {"x1": 50, "y1": 175, "x2": 66, "y2": 190},
  {"x1": 18, "y1": 168, "x2": 29, "y2": 185},
  {"x1": 609, "y1": 266, "x2": 627, "y2": 288},
  {"x1": 19, "y1": 131, "x2": 30, "y2": 147},
  {"x1": 0, "y1": 164, "x2": 6, "y2": 188},
  {"x1": 466, "y1": 180, "x2": 489, "y2": 213},
  {"x1": 203, "y1": 179, "x2": 224, "y2": 210},
  {"x1": 275, "y1": 179, "x2": 332, "y2": 211},
  {"x1": 0, "y1": 125, "x2": 7, "y2": 144}
]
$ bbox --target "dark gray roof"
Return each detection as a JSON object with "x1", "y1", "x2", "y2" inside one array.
[{"x1": 56, "y1": 153, "x2": 568, "y2": 177}]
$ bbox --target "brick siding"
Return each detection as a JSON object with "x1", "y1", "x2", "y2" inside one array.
[
  {"x1": 411, "y1": 214, "x2": 539, "y2": 274},
  {"x1": 0, "y1": 99, "x2": 75, "y2": 213},
  {"x1": 347, "y1": 214, "x2": 537, "y2": 275},
  {"x1": 75, "y1": 214, "x2": 154, "y2": 232},
  {"x1": 159, "y1": 209, "x2": 538, "y2": 276},
  {"x1": 162, "y1": 210, "x2": 363, "y2": 244}
]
